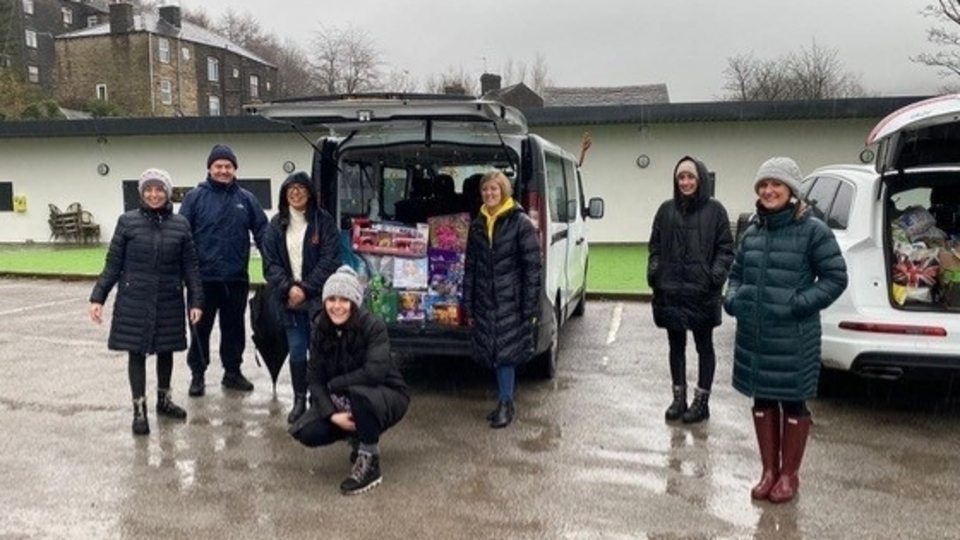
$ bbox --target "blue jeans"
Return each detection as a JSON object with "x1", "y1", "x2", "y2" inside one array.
[{"x1": 286, "y1": 311, "x2": 310, "y2": 366}]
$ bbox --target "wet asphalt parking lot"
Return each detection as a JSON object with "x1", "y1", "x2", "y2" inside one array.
[{"x1": 1, "y1": 278, "x2": 959, "y2": 540}]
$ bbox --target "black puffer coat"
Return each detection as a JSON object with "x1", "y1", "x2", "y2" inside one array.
[
  {"x1": 647, "y1": 156, "x2": 735, "y2": 330},
  {"x1": 90, "y1": 204, "x2": 204, "y2": 353},
  {"x1": 463, "y1": 203, "x2": 542, "y2": 368},
  {"x1": 307, "y1": 307, "x2": 410, "y2": 429}
]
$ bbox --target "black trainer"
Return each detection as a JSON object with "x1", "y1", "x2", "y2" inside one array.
[
  {"x1": 340, "y1": 452, "x2": 382, "y2": 495},
  {"x1": 188, "y1": 375, "x2": 205, "y2": 397},
  {"x1": 221, "y1": 371, "x2": 254, "y2": 392}
]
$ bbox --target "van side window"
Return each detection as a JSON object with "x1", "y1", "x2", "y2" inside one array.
[
  {"x1": 339, "y1": 162, "x2": 376, "y2": 217},
  {"x1": 804, "y1": 176, "x2": 851, "y2": 230},
  {"x1": 804, "y1": 176, "x2": 838, "y2": 224},
  {"x1": 545, "y1": 153, "x2": 567, "y2": 223},
  {"x1": 827, "y1": 182, "x2": 853, "y2": 230},
  {"x1": 562, "y1": 158, "x2": 579, "y2": 223},
  {"x1": 382, "y1": 167, "x2": 407, "y2": 218}
]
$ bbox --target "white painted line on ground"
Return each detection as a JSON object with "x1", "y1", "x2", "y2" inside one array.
[
  {"x1": 0, "y1": 298, "x2": 80, "y2": 317},
  {"x1": 606, "y1": 302, "x2": 623, "y2": 345}
]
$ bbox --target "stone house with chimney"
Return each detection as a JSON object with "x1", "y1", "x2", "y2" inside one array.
[
  {"x1": 53, "y1": 2, "x2": 277, "y2": 117},
  {"x1": 0, "y1": 0, "x2": 107, "y2": 92}
]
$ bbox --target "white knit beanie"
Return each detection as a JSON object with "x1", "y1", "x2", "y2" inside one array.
[
  {"x1": 322, "y1": 265, "x2": 364, "y2": 306},
  {"x1": 754, "y1": 157, "x2": 802, "y2": 199},
  {"x1": 138, "y1": 168, "x2": 173, "y2": 199}
]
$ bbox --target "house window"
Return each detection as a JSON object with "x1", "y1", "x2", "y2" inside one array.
[
  {"x1": 208, "y1": 95, "x2": 221, "y2": 116},
  {"x1": 266, "y1": 81, "x2": 271, "y2": 92},
  {"x1": 233, "y1": 68, "x2": 239, "y2": 78},
  {"x1": 249, "y1": 75, "x2": 259, "y2": 99},
  {"x1": 207, "y1": 57, "x2": 219, "y2": 82},
  {"x1": 22, "y1": 0, "x2": 33, "y2": 15},
  {"x1": 27, "y1": 65, "x2": 39, "y2": 83},
  {"x1": 61, "y1": 7, "x2": 73, "y2": 26},
  {"x1": 181, "y1": 47, "x2": 190, "y2": 60},
  {"x1": 25, "y1": 29, "x2": 37, "y2": 49},
  {"x1": 158, "y1": 38, "x2": 170, "y2": 64},
  {"x1": 0, "y1": 182, "x2": 13, "y2": 212},
  {"x1": 86, "y1": 15, "x2": 98, "y2": 27},
  {"x1": 96, "y1": 84, "x2": 108, "y2": 101},
  {"x1": 160, "y1": 80, "x2": 172, "y2": 105}
]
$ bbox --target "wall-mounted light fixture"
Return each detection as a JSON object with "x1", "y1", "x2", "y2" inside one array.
[
  {"x1": 97, "y1": 163, "x2": 110, "y2": 176},
  {"x1": 636, "y1": 154, "x2": 650, "y2": 168},
  {"x1": 282, "y1": 161, "x2": 296, "y2": 173},
  {"x1": 859, "y1": 149, "x2": 875, "y2": 164}
]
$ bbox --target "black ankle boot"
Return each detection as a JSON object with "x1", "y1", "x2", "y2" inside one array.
[
  {"x1": 132, "y1": 397, "x2": 149, "y2": 436},
  {"x1": 490, "y1": 400, "x2": 514, "y2": 429},
  {"x1": 287, "y1": 393, "x2": 307, "y2": 424},
  {"x1": 340, "y1": 452, "x2": 382, "y2": 495},
  {"x1": 156, "y1": 389, "x2": 187, "y2": 420},
  {"x1": 665, "y1": 385, "x2": 687, "y2": 421},
  {"x1": 682, "y1": 388, "x2": 710, "y2": 424}
]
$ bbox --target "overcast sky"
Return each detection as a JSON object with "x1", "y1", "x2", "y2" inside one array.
[{"x1": 179, "y1": 0, "x2": 947, "y2": 102}]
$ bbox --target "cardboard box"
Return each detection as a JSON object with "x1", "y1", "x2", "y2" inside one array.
[{"x1": 352, "y1": 218, "x2": 429, "y2": 257}]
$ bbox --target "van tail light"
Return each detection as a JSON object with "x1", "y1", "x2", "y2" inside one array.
[
  {"x1": 838, "y1": 321, "x2": 947, "y2": 337},
  {"x1": 524, "y1": 191, "x2": 546, "y2": 251}
]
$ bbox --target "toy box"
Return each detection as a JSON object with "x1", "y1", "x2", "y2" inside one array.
[
  {"x1": 393, "y1": 257, "x2": 429, "y2": 289},
  {"x1": 428, "y1": 248, "x2": 465, "y2": 298},
  {"x1": 352, "y1": 218, "x2": 429, "y2": 257},
  {"x1": 397, "y1": 290, "x2": 426, "y2": 322},
  {"x1": 428, "y1": 213, "x2": 470, "y2": 253},
  {"x1": 423, "y1": 294, "x2": 462, "y2": 325},
  {"x1": 364, "y1": 274, "x2": 399, "y2": 322}
]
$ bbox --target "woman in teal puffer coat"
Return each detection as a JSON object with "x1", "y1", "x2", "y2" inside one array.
[{"x1": 724, "y1": 157, "x2": 847, "y2": 504}]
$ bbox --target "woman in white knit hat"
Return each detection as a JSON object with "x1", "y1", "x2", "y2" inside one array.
[
  {"x1": 289, "y1": 265, "x2": 410, "y2": 496},
  {"x1": 89, "y1": 168, "x2": 204, "y2": 436},
  {"x1": 724, "y1": 157, "x2": 847, "y2": 503}
]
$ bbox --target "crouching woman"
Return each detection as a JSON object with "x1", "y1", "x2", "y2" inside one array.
[{"x1": 289, "y1": 265, "x2": 410, "y2": 495}]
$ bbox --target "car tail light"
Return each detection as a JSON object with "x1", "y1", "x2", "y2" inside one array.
[{"x1": 838, "y1": 321, "x2": 947, "y2": 337}]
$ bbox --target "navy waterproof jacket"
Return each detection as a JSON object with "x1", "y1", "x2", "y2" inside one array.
[{"x1": 179, "y1": 177, "x2": 268, "y2": 283}]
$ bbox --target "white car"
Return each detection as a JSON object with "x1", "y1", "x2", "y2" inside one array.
[{"x1": 798, "y1": 94, "x2": 960, "y2": 379}]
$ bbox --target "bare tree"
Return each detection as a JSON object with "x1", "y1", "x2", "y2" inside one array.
[
  {"x1": 272, "y1": 40, "x2": 319, "y2": 98},
  {"x1": 499, "y1": 54, "x2": 552, "y2": 94},
  {"x1": 310, "y1": 25, "x2": 381, "y2": 94},
  {"x1": 425, "y1": 66, "x2": 477, "y2": 95},
  {"x1": 379, "y1": 69, "x2": 420, "y2": 93},
  {"x1": 914, "y1": 1, "x2": 960, "y2": 79},
  {"x1": 722, "y1": 43, "x2": 865, "y2": 101}
]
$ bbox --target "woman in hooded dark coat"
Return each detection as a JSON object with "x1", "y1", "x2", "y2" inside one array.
[
  {"x1": 262, "y1": 171, "x2": 341, "y2": 424},
  {"x1": 289, "y1": 265, "x2": 410, "y2": 496},
  {"x1": 89, "y1": 168, "x2": 204, "y2": 436},
  {"x1": 463, "y1": 170, "x2": 542, "y2": 429},
  {"x1": 647, "y1": 156, "x2": 734, "y2": 424}
]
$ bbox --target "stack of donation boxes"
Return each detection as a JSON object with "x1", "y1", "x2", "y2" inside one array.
[
  {"x1": 890, "y1": 205, "x2": 960, "y2": 308},
  {"x1": 351, "y1": 213, "x2": 469, "y2": 325}
]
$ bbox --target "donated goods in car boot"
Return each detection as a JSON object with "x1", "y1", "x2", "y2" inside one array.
[
  {"x1": 889, "y1": 202, "x2": 960, "y2": 309},
  {"x1": 351, "y1": 212, "x2": 469, "y2": 325}
]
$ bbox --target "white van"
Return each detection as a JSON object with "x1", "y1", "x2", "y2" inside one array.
[{"x1": 246, "y1": 95, "x2": 604, "y2": 378}]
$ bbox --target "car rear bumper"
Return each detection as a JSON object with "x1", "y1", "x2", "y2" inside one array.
[{"x1": 387, "y1": 323, "x2": 472, "y2": 357}]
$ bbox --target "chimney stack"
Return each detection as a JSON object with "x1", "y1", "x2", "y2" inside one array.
[
  {"x1": 109, "y1": 2, "x2": 135, "y2": 35},
  {"x1": 480, "y1": 73, "x2": 502, "y2": 95},
  {"x1": 159, "y1": 5, "x2": 182, "y2": 29}
]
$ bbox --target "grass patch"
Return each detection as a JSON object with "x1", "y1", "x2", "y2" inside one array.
[{"x1": 0, "y1": 242, "x2": 649, "y2": 294}]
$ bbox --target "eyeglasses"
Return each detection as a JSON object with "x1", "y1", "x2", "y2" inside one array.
[{"x1": 288, "y1": 185, "x2": 309, "y2": 192}]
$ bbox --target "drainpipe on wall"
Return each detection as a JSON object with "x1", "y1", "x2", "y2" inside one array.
[{"x1": 148, "y1": 33, "x2": 155, "y2": 115}]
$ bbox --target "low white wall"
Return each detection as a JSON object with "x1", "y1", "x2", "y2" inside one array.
[{"x1": 0, "y1": 118, "x2": 878, "y2": 244}]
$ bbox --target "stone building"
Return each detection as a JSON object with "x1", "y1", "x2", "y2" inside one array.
[
  {"x1": 54, "y1": 2, "x2": 277, "y2": 117},
  {"x1": 0, "y1": 0, "x2": 107, "y2": 92}
]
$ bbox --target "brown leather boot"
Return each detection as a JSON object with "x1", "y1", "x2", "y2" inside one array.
[
  {"x1": 768, "y1": 414, "x2": 812, "y2": 503},
  {"x1": 750, "y1": 407, "x2": 781, "y2": 500}
]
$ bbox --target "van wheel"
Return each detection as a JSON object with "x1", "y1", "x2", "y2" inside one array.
[{"x1": 530, "y1": 306, "x2": 559, "y2": 380}]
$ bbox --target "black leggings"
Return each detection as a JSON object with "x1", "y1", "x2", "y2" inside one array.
[
  {"x1": 754, "y1": 398, "x2": 809, "y2": 417},
  {"x1": 666, "y1": 326, "x2": 715, "y2": 391},
  {"x1": 293, "y1": 394, "x2": 383, "y2": 447},
  {"x1": 128, "y1": 351, "x2": 174, "y2": 399}
]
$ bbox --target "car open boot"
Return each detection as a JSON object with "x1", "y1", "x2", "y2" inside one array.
[
  {"x1": 664, "y1": 385, "x2": 687, "y2": 421},
  {"x1": 750, "y1": 407, "x2": 781, "y2": 500},
  {"x1": 768, "y1": 414, "x2": 812, "y2": 503},
  {"x1": 340, "y1": 451, "x2": 382, "y2": 495},
  {"x1": 156, "y1": 388, "x2": 187, "y2": 419}
]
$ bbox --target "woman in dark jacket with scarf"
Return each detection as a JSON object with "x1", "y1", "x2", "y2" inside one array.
[
  {"x1": 725, "y1": 157, "x2": 847, "y2": 503},
  {"x1": 289, "y1": 266, "x2": 410, "y2": 496},
  {"x1": 261, "y1": 171, "x2": 341, "y2": 424},
  {"x1": 89, "y1": 168, "x2": 204, "y2": 436},
  {"x1": 463, "y1": 170, "x2": 542, "y2": 429},
  {"x1": 648, "y1": 156, "x2": 734, "y2": 424}
]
